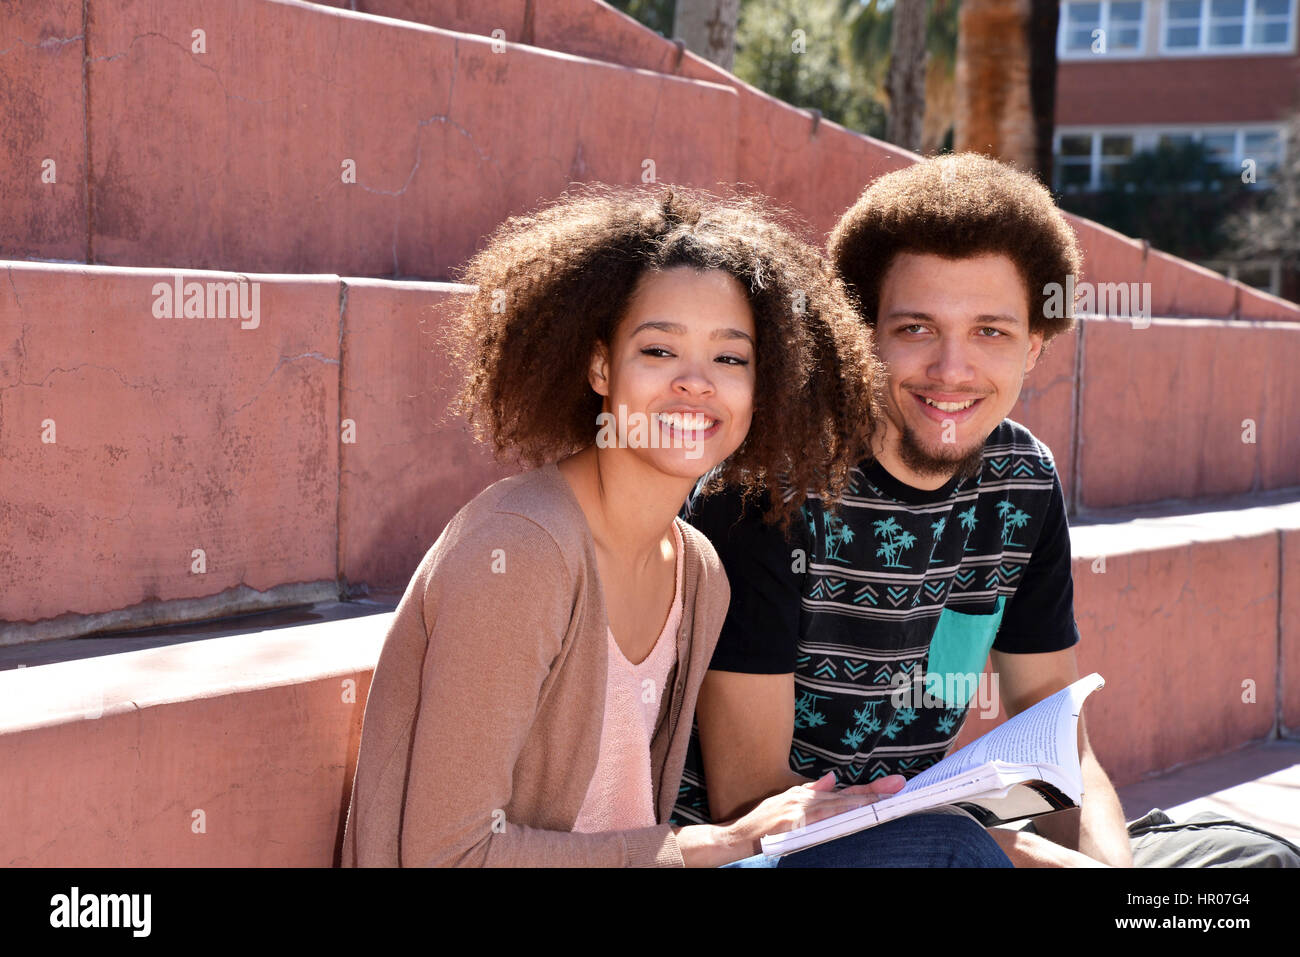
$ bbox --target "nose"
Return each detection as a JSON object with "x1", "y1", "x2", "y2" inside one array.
[
  {"x1": 926, "y1": 334, "x2": 977, "y2": 386},
  {"x1": 672, "y1": 355, "x2": 716, "y2": 397}
]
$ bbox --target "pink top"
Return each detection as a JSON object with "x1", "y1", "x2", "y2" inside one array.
[{"x1": 572, "y1": 521, "x2": 684, "y2": 833}]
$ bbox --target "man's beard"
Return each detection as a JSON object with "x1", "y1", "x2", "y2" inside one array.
[{"x1": 896, "y1": 419, "x2": 986, "y2": 483}]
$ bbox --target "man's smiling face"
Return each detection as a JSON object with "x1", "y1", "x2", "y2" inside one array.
[{"x1": 869, "y1": 251, "x2": 1044, "y2": 489}]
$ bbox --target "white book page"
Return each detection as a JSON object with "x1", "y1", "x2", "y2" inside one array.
[
  {"x1": 759, "y1": 673, "x2": 1104, "y2": 857},
  {"x1": 891, "y1": 672, "x2": 1104, "y2": 799}
]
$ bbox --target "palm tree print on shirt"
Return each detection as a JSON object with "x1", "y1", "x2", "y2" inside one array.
[
  {"x1": 958, "y1": 505, "x2": 978, "y2": 551},
  {"x1": 928, "y1": 515, "x2": 947, "y2": 565},
  {"x1": 935, "y1": 706, "x2": 964, "y2": 736},
  {"x1": 840, "y1": 700, "x2": 884, "y2": 749},
  {"x1": 881, "y1": 705, "x2": 919, "y2": 740},
  {"x1": 872, "y1": 516, "x2": 916, "y2": 568},
  {"x1": 996, "y1": 499, "x2": 1031, "y2": 546},
  {"x1": 794, "y1": 691, "x2": 830, "y2": 730},
  {"x1": 823, "y1": 512, "x2": 856, "y2": 564}
]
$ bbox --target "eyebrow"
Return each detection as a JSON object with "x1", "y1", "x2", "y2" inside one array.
[
  {"x1": 629, "y1": 320, "x2": 755, "y2": 346},
  {"x1": 884, "y1": 310, "x2": 1022, "y2": 326}
]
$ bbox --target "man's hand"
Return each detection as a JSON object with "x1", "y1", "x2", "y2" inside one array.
[
  {"x1": 990, "y1": 647, "x2": 1134, "y2": 867},
  {"x1": 988, "y1": 826, "x2": 1111, "y2": 867}
]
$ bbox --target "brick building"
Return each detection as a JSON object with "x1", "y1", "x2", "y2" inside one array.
[{"x1": 1054, "y1": 0, "x2": 1299, "y2": 297}]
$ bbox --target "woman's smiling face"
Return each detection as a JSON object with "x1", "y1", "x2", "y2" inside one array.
[{"x1": 589, "y1": 265, "x2": 757, "y2": 480}]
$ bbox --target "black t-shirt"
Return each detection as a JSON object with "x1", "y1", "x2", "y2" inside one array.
[{"x1": 671, "y1": 418, "x2": 1081, "y2": 825}]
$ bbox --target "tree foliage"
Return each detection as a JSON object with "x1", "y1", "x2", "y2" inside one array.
[
  {"x1": 1058, "y1": 141, "x2": 1244, "y2": 261},
  {"x1": 733, "y1": 0, "x2": 887, "y2": 137},
  {"x1": 1223, "y1": 112, "x2": 1300, "y2": 263},
  {"x1": 609, "y1": 0, "x2": 961, "y2": 144},
  {"x1": 607, "y1": 0, "x2": 677, "y2": 36}
]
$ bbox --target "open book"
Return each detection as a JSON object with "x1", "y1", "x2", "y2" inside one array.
[{"x1": 760, "y1": 672, "x2": 1105, "y2": 858}]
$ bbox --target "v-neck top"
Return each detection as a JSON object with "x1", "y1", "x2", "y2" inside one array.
[
  {"x1": 573, "y1": 521, "x2": 684, "y2": 833},
  {"x1": 340, "y1": 462, "x2": 730, "y2": 867}
]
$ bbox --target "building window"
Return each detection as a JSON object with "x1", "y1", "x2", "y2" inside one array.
[
  {"x1": 1060, "y1": 1, "x2": 1146, "y2": 55},
  {"x1": 1200, "y1": 258, "x2": 1283, "y2": 294},
  {"x1": 1099, "y1": 134, "x2": 1137, "y2": 185},
  {"x1": 1053, "y1": 126, "x2": 1286, "y2": 191},
  {"x1": 1160, "y1": 0, "x2": 1295, "y2": 52}
]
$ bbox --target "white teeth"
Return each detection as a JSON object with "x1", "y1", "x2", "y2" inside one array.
[
  {"x1": 922, "y1": 397, "x2": 976, "y2": 412},
  {"x1": 656, "y1": 412, "x2": 716, "y2": 431}
]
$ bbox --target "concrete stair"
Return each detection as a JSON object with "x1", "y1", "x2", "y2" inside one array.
[
  {"x1": 1, "y1": 0, "x2": 1297, "y2": 865},
  {"x1": 5, "y1": 0, "x2": 1299, "y2": 319},
  {"x1": 3, "y1": 485, "x2": 1297, "y2": 865}
]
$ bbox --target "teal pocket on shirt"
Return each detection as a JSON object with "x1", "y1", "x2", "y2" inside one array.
[{"x1": 923, "y1": 595, "x2": 1006, "y2": 707}]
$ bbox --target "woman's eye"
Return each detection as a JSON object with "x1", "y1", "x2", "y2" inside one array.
[
  {"x1": 716, "y1": 355, "x2": 749, "y2": 366},
  {"x1": 641, "y1": 347, "x2": 673, "y2": 358}
]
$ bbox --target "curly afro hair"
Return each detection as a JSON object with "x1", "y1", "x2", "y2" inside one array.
[
  {"x1": 440, "y1": 182, "x2": 884, "y2": 534},
  {"x1": 828, "y1": 153, "x2": 1083, "y2": 344}
]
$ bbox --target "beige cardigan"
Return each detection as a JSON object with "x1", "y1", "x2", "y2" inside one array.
[{"x1": 340, "y1": 462, "x2": 731, "y2": 867}]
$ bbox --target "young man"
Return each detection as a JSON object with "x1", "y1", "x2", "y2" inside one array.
[{"x1": 671, "y1": 153, "x2": 1134, "y2": 867}]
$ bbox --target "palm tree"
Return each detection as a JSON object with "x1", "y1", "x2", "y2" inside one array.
[
  {"x1": 673, "y1": 0, "x2": 741, "y2": 70},
  {"x1": 955, "y1": 0, "x2": 1058, "y2": 180},
  {"x1": 885, "y1": 0, "x2": 929, "y2": 152}
]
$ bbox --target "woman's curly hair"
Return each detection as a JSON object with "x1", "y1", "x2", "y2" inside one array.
[{"x1": 440, "y1": 182, "x2": 883, "y2": 534}]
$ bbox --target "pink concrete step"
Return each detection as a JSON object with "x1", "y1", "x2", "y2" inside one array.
[
  {"x1": 0, "y1": 262, "x2": 508, "y2": 643},
  {"x1": 1, "y1": 490, "x2": 1295, "y2": 866},
  {"x1": 1, "y1": 0, "x2": 737, "y2": 279},
  {"x1": 1073, "y1": 317, "x2": 1300, "y2": 509},
  {"x1": 4, "y1": 0, "x2": 1295, "y2": 325},
  {"x1": 4, "y1": 261, "x2": 1298, "y2": 642},
  {"x1": 314, "y1": 0, "x2": 1300, "y2": 323},
  {"x1": 0, "y1": 609, "x2": 388, "y2": 866}
]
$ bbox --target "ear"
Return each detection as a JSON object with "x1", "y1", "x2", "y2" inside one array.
[
  {"x1": 588, "y1": 339, "x2": 611, "y2": 398},
  {"x1": 1024, "y1": 329, "x2": 1045, "y2": 375}
]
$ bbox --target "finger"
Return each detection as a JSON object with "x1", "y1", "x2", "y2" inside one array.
[
  {"x1": 839, "y1": 775, "x2": 906, "y2": 796},
  {"x1": 828, "y1": 788, "x2": 893, "y2": 804},
  {"x1": 806, "y1": 792, "x2": 890, "y2": 810},
  {"x1": 802, "y1": 771, "x2": 838, "y2": 792}
]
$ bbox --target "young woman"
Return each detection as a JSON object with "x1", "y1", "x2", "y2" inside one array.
[{"x1": 340, "y1": 184, "x2": 900, "y2": 867}]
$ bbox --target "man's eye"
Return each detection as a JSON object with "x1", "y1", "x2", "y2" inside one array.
[
  {"x1": 978, "y1": 327, "x2": 1004, "y2": 337},
  {"x1": 901, "y1": 324, "x2": 926, "y2": 335}
]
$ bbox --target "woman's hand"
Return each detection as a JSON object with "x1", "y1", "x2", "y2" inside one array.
[{"x1": 716, "y1": 771, "x2": 907, "y2": 863}]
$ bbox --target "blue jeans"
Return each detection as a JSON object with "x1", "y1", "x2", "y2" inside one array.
[{"x1": 720, "y1": 812, "x2": 1014, "y2": 868}]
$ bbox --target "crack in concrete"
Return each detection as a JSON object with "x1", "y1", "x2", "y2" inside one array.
[
  {"x1": 447, "y1": 36, "x2": 459, "y2": 117},
  {"x1": 356, "y1": 40, "x2": 491, "y2": 205},
  {"x1": 335, "y1": 280, "x2": 348, "y2": 596},
  {"x1": 644, "y1": 81, "x2": 663, "y2": 157},
  {"x1": 1275, "y1": 529, "x2": 1286, "y2": 739},
  {"x1": 1018, "y1": 372, "x2": 1074, "y2": 400},
  {"x1": 226, "y1": 352, "x2": 339, "y2": 420},
  {"x1": 0, "y1": 33, "x2": 84, "y2": 57},
  {"x1": 90, "y1": 31, "x2": 288, "y2": 107},
  {"x1": 6, "y1": 265, "x2": 24, "y2": 310},
  {"x1": 0, "y1": 363, "x2": 165, "y2": 400},
  {"x1": 82, "y1": 0, "x2": 94, "y2": 264}
]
